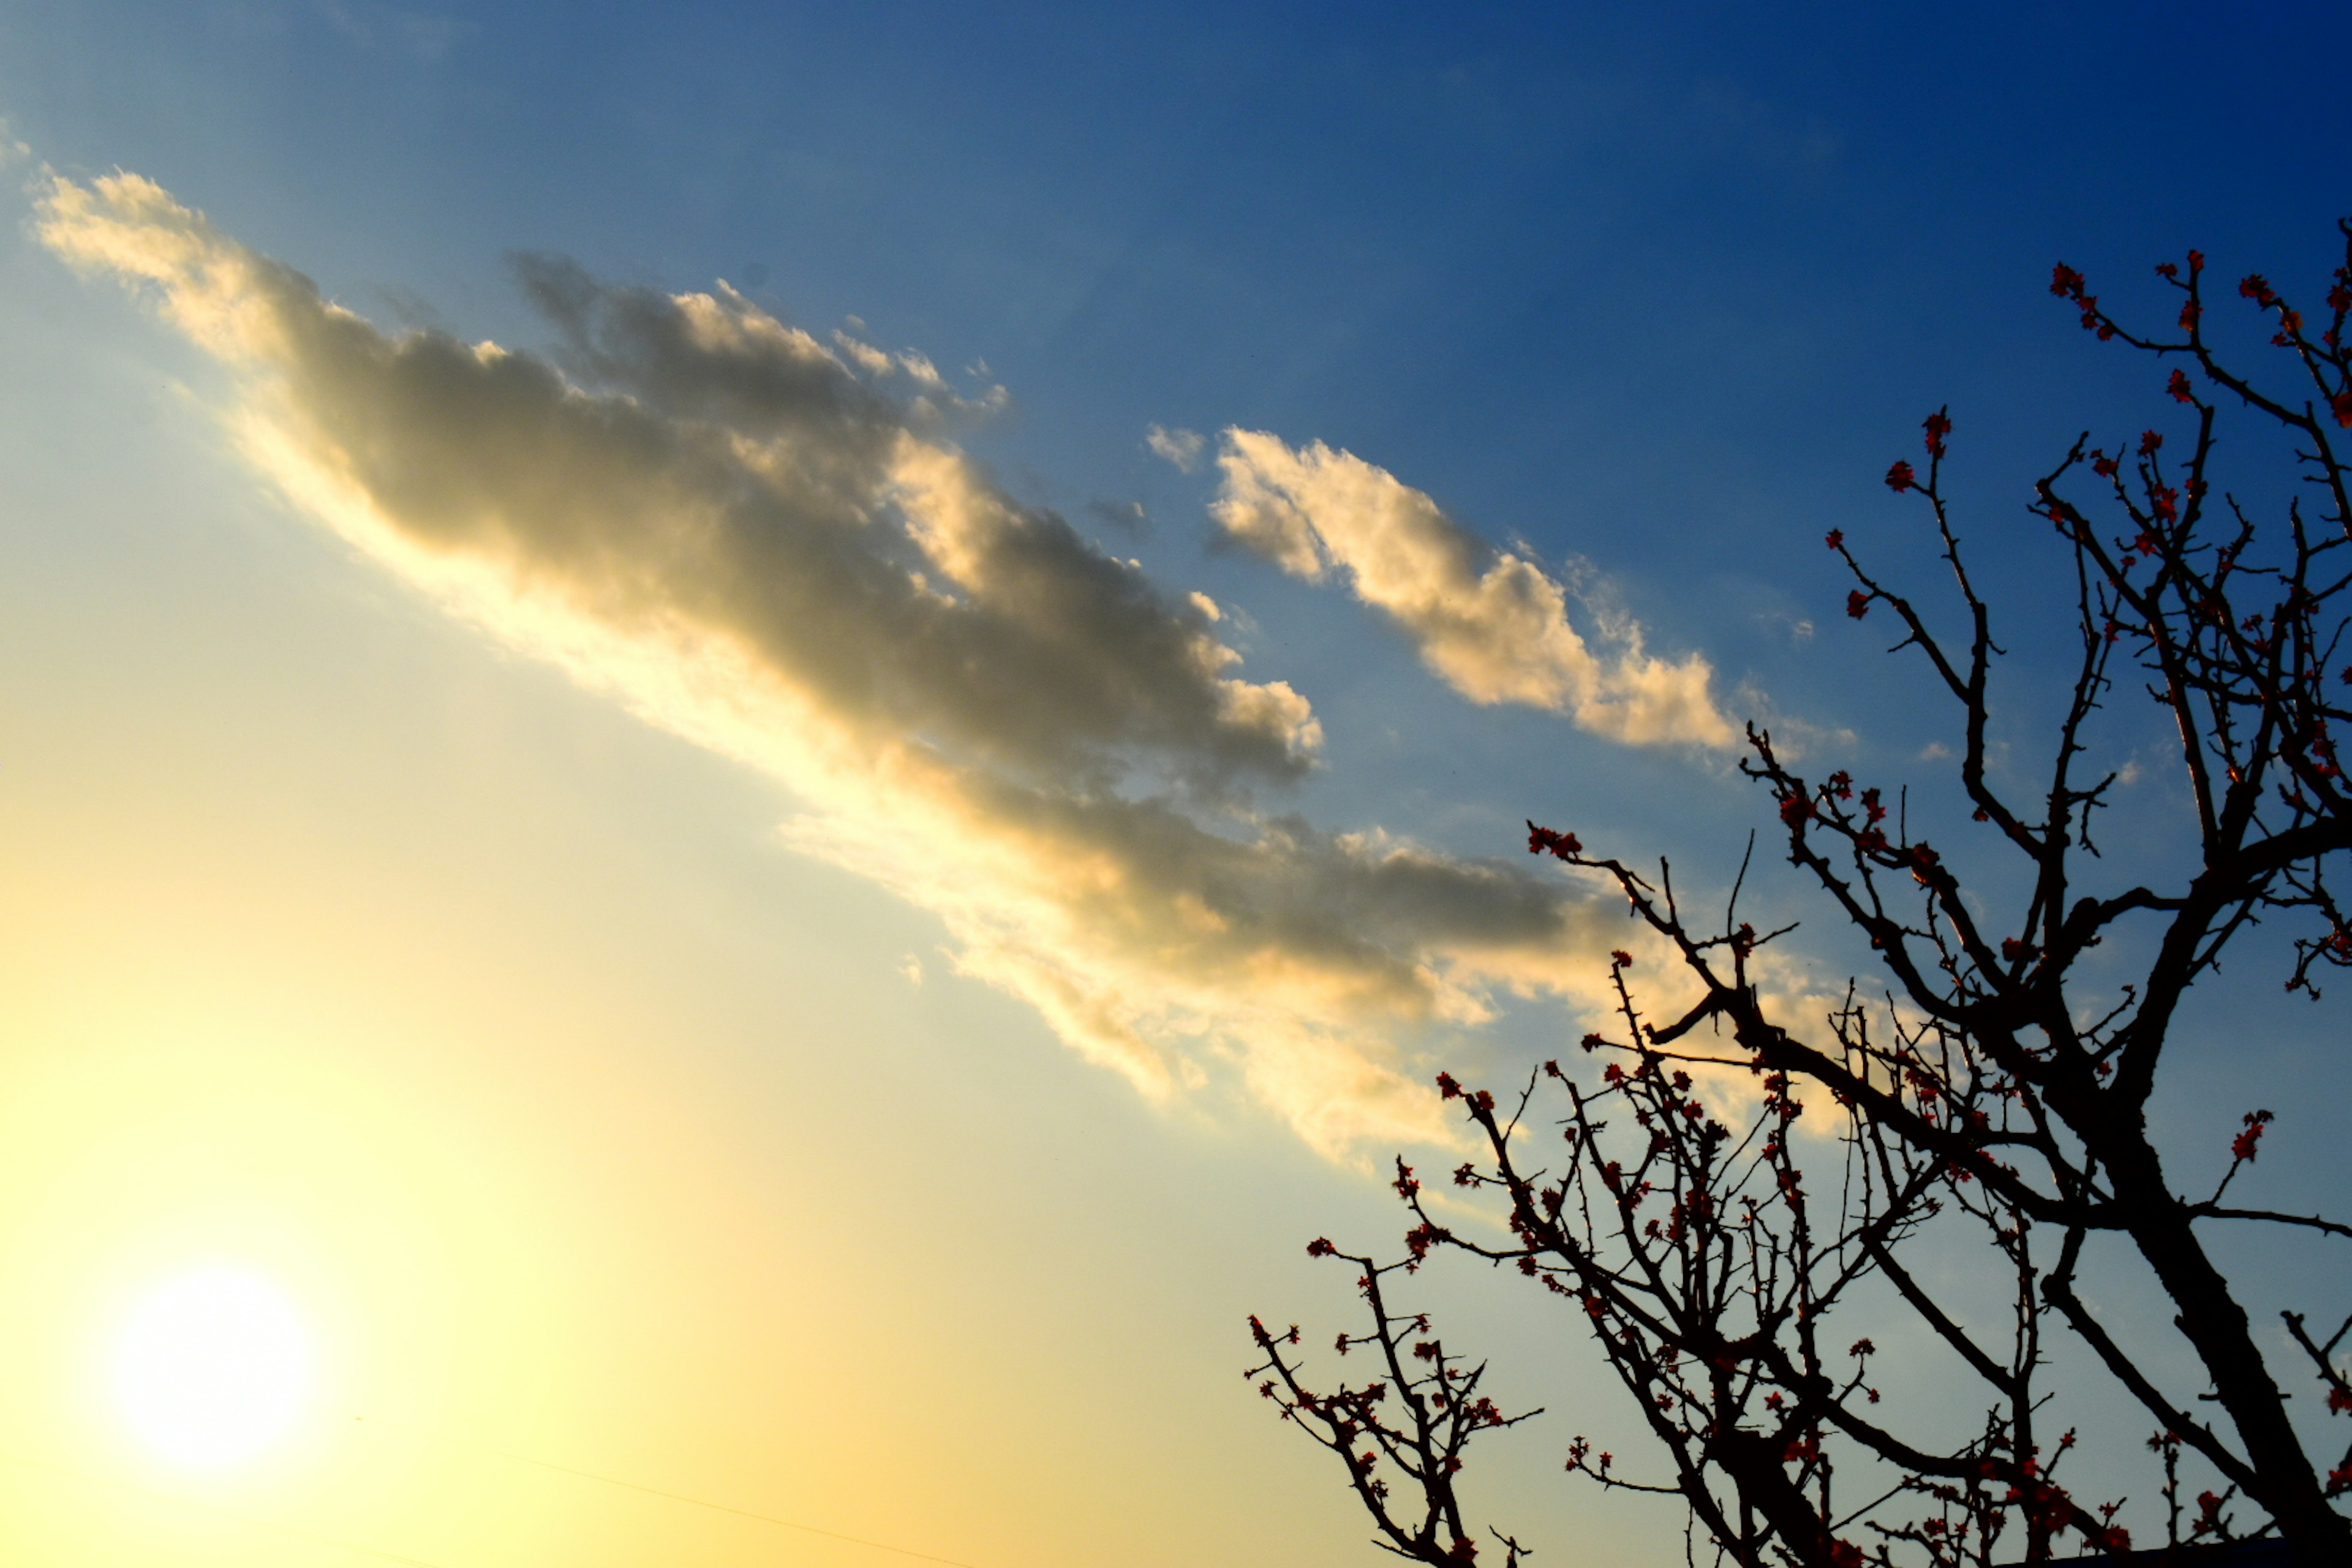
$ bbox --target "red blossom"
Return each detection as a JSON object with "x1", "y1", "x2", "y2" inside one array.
[
  {"x1": 2168, "y1": 368, "x2": 2195, "y2": 403},
  {"x1": 2139, "y1": 429, "x2": 2163, "y2": 456},
  {"x1": 1885, "y1": 460, "x2": 1916, "y2": 492},
  {"x1": 1825, "y1": 528, "x2": 1844, "y2": 549},
  {"x1": 1923, "y1": 410, "x2": 1953, "y2": 458},
  {"x1": 2240, "y1": 273, "x2": 2277, "y2": 306},
  {"x1": 2231, "y1": 1108, "x2": 2274, "y2": 1163},
  {"x1": 1527, "y1": 821, "x2": 1583, "y2": 859},
  {"x1": 1609, "y1": 949, "x2": 1634, "y2": 968},
  {"x1": 2333, "y1": 390, "x2": 2352, "y2": 429},
  {"x1": 1780, "y1": 794, "x2": 1813, "y2": 827},
  {"x1": 1847, "y1": 589, "x2": 1871, "y2": 620},
  {"x1": 1306, "y1": 1237, "x2": 1336, "y2": 1257},
  {"x1": 2049, "y1": 263, "x2": 2086, "y2": 299},
  {"x1": 1436, "y1": 1072, "x2": 1463, "y2": 1099}
]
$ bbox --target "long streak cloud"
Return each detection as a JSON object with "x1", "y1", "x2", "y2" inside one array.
[
  {"x1": 1208, "y1": 430, "x2": 1738, "y2": 748},
  {"x1": 40, "y1": 172, "x2": 1653, "y2": 1157}
]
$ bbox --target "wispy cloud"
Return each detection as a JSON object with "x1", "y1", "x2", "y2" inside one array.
[
  {"x1": 314, "y1": 0, "x2": 467, "y2": 63},
  {"x1": 1210, "y1": 431, "x2": 1740, "y2": 749},
  {"x1": 1145, "y1": 423, "x2": 1204, "y2": 473},
  {"x1": 39, "y1": 172, "x2": 1656, "y2": 1159}
]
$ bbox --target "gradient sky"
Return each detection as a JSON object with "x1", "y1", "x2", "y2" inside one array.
[{"x1": 2, "y1": 4, "x2": 2348, "y2": 1566}]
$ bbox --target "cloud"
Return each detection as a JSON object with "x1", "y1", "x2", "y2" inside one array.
[
  {"x1": 38, "y1": 171, "x2": 1662, "y2": 1161},
  {"x1": 824, "y1": 323, "x2": 1007, "y2": 413},
  {"x1": 1145, "y1": 424, "x2": 1204, "y2": 473},
  {"x1": 1210, "y1": 431, "x2": 1740, "y2": 750}
]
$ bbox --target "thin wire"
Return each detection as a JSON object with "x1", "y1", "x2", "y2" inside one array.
[
  {"x1": 350, "y1": 1414, "x2": 997, "y2": 1568},
  {"x1": 0, "y1": 1447, "x2": 450, "y2": 1567}
]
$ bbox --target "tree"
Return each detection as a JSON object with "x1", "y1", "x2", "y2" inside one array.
[{"x1": 1250, "y1": 224, "x2": 2352, "y2": 1568}]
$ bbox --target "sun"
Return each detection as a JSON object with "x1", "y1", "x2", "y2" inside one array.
[{"x1": 114, "y1": 1266, "x2": 314, "y2": 1468}]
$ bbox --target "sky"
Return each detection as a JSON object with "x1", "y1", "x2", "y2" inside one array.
[{"x1": 0, "y1": 4, "x2": 2348, "y2": 1566}]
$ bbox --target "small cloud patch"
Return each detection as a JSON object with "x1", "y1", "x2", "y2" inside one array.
[{"x1": 1146, "y1": 424, "x2": 1205, "y2": 473}]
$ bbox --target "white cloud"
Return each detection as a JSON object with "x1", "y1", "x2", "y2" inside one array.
[
  {"x1": 823, "y1": 324, "x2": 1007, "y2": 413},
  {"x1": 1145, "y1": 424, "x2": 1205, "y2": 473},
  {"x1": 1210, "y1": 431, "x2": 1740, "y2": 750},
  {"x1": 831, "y1": 328, "x2": 895, "y2": 375},
  {"x1": 40, "y1": 171, "x2": 1655, "y2": 1161}
]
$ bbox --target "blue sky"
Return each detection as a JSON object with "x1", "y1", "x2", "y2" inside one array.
[{"x1": 1, "y1": 4, "x2": 2348, "y2": 1566}]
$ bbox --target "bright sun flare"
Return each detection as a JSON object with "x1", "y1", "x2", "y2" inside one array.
[{"x1": 115, "y1": 1267, "x2": 313, "y2": 1468}]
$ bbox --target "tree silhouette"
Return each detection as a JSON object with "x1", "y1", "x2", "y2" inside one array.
[{"x1": 1252, "y1": 224, "x2": 2352, "y2": 1568}]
